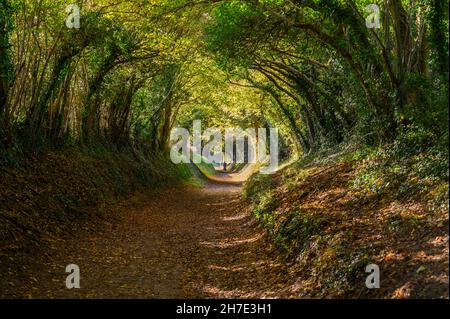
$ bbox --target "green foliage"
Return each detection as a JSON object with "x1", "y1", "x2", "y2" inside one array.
[
  {"x1": 243, "y1": 174, "x2": 275, "y2": 201},
  {"x1": 273, "y1": 210, "x2": 327, "y2": 255},
  {"x1": 1, "y1": 0, "x2": 449, "y2": 219},
  {"x1": 385, "y1": 211, "x2": 422, "y2": 235},
  {"x1": 205, "y1": 1, "x2": 262, "y2": 70},
  {"x1": 194, "y1": 155, "x2": 216, "y2": 177},
  {"x1": 254, "y1": 191, "x2": 279, "y2": 217},
  {"x1": 245, "y1": 170, "x2": 328, "y2": 256},
  {"x1": 427, "y1": 0, "x2": 449, "y2": 78},
  {"x1": 204, "y1": 0, "x2": 449, "y2": 152},
  {"x1": 352, "y1": 125, "x2": 448, "y2": 205},
  {"x1": 0, "y1": 0, "x2": 15, "y2": 110}
]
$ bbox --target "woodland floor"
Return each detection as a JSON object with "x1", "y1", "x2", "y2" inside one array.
[
  {"x1": 1, "y1": 164, "x2": 448, "y2": 299},
  {"x1": 3, "y1": 179, "x2": 299, "y2": 298}
]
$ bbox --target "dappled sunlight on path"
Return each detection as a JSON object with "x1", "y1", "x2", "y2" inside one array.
[
  {"x1": 205, "y1": 164, "x2": 257, "y2": 185},
  {"x1": 20, "y1": 179, "x2": 297, "y2": 298}
]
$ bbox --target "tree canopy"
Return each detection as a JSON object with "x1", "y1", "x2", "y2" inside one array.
[{"x1": 0, "y1": 0, "x2": 448, "y2": 158}]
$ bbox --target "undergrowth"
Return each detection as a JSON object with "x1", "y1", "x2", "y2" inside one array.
[{"x1": 243, "y1": 125, "x2": 449, "y2": 298}]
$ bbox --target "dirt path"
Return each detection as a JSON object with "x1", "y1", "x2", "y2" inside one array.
[
  {"x1": 207, "y1": 164, "x2": 257, "y2": 184},
  {"x1": 23, "y1": 180, "x2": 294, "y2": 298}
]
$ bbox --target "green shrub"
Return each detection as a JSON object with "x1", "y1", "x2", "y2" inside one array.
[
  {"x1": 243, "y1": 173, "x2": 274, "y2": 201},
  {"x1": 274, "y1": 210, "x2": 327, "y2": 255},
  {"x1": 352, "y1": 125, "x2": 449, "y2": 201}
]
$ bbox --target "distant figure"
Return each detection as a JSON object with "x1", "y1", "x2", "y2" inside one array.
[{"x1": 223, "y1": 162, "x2": 227, "y2": 172}]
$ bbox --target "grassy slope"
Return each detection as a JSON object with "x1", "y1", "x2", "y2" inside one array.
[
  {"x1": 243, "y1": 137, "x2": 449, "y2": 298},
  {"x1": 192, "y1": 154, "x2": 217, "y2": 178}
]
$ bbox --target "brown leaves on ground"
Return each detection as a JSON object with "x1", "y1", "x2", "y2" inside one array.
[
  {"x1": 1, "y1": 156, "x2": 448, "y2": 299},
  {"x1": 1, "y1": 184, "x2": 298, "y2": 298},
  {"x1": 257, "y1": 161, "x2": 449, "y2": 298},
  {"x1": 0, "y1": 149, "x2": 177, "y2": 298}
]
